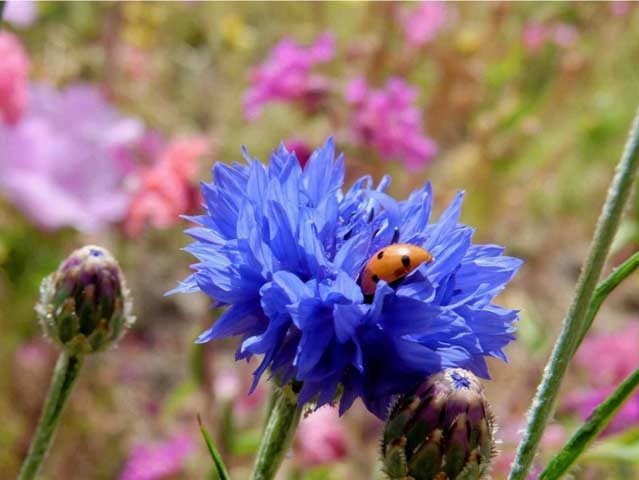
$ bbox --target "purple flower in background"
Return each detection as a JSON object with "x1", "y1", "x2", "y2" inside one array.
[
  {"x1": 400, "y1": 1, "x2": 449, "y2": 49},
  {"x1": 346, "y1": 77, "x2": 437, "y2": 170},
  {"x1": 564, "y1": 322, "x2": 639, "y2": 435},
  {"x1": 244, "y1": 32, "x2": 335, "y2": 120},
  {"x1": 0, "y1": 83, "x2": 144, "y2": 231},
  {"x1": 3, "y1": 0, "x2": 38, "y2": 27},
  {"x1": 0, "y1": 31, "x2": 29, "y2": 126},
  {"x1": 119, "y1": 434, "x2": 196, "y2": 480}
]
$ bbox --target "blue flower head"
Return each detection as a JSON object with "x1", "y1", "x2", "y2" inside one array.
[{"x1": 171, "y1": 138, "x2": 522, "y2": 419}]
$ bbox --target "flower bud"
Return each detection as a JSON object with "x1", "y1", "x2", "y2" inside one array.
[
  {"x1": 381, "y1": 368, "x2": 495, "y2": 480},
  {"x1": 37, "y1": 246, "x2": 134, "y2": 355}
]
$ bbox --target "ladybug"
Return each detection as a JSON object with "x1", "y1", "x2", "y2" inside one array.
[{"x1": 360, "y1": 243, "x2": 434, "y2": 296}]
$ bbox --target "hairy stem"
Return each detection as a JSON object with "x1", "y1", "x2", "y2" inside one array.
[
  {"x1": 251, "y1": 387, "x2": 302, "y2": 480},
  {"x1": 509, "y1": 106, "x2": 639, "y2": 480},
  {"x1": 18, "y1": 352, "x2": 84, "y2": 480},
  {"x1": 540, "y1": 367, "x2": 639, "y2": 479}
]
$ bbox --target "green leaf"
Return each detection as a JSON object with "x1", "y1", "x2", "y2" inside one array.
[
  {"x1": 540, "y1": 367, "x2": 639, "y2": 479},
  {"x1": 583, "y1": 428, "x2": 639, "y2": 464},
  {"x1": 198, "y1": 415, "x2": 231, "y2": 480}
]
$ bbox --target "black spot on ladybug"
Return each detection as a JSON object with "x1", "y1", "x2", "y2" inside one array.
[
  {"x1": 401, "y1": 255, "x2": 411, "y2": 267},
  {"x1": 377, "y1": 250, "x2": 385, "y2": 259},
  {"x1": 372, "y1": 274, "x2": 380, "y2": 283}
]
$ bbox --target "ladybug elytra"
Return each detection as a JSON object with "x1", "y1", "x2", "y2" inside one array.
[{"x1": 360, "y1": 243, "x2": 434, "y2": 296}]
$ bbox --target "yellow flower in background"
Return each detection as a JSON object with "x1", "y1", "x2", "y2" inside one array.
[{"x1": 219, "y1": 13, "x2": 255, "y2": 51}]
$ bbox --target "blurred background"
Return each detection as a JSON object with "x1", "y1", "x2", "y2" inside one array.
[{"x1": 1, "y1": 2, "x2": 639, "y2": 479}]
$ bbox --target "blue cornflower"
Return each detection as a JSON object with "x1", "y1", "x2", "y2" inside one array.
[{"x1": 171, "y1": 138, "x2": 522, "y2": 419}]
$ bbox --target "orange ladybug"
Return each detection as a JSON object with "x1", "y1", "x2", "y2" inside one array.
[{"x1": 360, "y1": 243, "x2": 434, "y2": 295}]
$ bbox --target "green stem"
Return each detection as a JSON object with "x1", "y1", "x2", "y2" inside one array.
[
  {"x1": 0, "y1": 1, "x2": 5, "y2": 22},
  {"x1": 18, "y1": 352, "x2": 84, "y2": 480},
  {"x1": 539, "y1": 367, "x2": 639, "y2": 479},
  {"x1": 251, "y1": 387, "x2": 302, "y2": 480},
  {"x1": 509, "y1": 106, "x2": 639, "y2": 480},
  {"x1": 262, "y1": 386, "x2": 278, "y2": 432},
  {"x1": 575, "y1": 251, "x2": 639, "y2": 350}
]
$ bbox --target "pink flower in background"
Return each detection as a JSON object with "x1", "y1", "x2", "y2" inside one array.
[
  {"x1": 564, "y1": 323, "x2": 639, "y2": 435},
  {"x1": 244, "y1": 32, "x2": 335, "y2": 120},
  {"x1": 3, "y1": 0, "x2": 38, "y2": 27},
  {"x1": 522, "y1": 22, "x2": 548, "y2": 53},
  {"x1": 119, "y1": 434, "x2": 196, "y2": 480},
  {"x1": 295, "y1": 406, "x2": 348, "y2": 467},
  {"x1": 284, "y1": 139, "x2": 312, "y2": 167},
  {"x1": 523, "y1": 22, "x2": 579, "y2": 53},
  {"x1": 575, "y1": 323, "x2": 639, "y2": 386},
  {"x1": 565, "y1": 387, "x2": 639, "y2": 436},
  {"x1": 0, "y1": 83, "x2": 144, "y2": 231},
  {"x1": 116, "y1": 130, "x2": 167, "y2": 172},
  {"x1": 610, "y1": 1, "x2": 632, "y2": 16},
  {"x1": 213, "y1": 370, "x2": 266, "y2": 417},
  {"x1": 0, "y1": 31, "x2": 29, "y2": 125},
  {"x1": 493, "y1": 422, "x2": 565, "y2": 478},
  {"x1": 346, "y1": 76, "x2": 437, "y2": 170},
  {"x1": 125, "y1": 137, "x2": 210, "y2": 236},
  {"x1": 552, "y1": 23, "x2": 579, "y2": 49},
  {"x1": 401, "y1": 1, "x2": 449, "y2": 48}
]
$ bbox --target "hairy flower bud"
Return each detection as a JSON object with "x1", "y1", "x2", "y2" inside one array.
[
  {"x1": 382, "y1": 368, "x2": 495, "y2": 480},
  {"x1": 37, "y1": 245, "x2": 134, "y2": 355}
]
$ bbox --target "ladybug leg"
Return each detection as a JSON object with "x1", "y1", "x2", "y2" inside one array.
[{"x1": 388, "y1": 276, "x2": 406, "y2": 289}]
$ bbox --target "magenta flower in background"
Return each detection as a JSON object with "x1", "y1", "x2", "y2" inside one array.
[
  {"x1": 295, "y1": 406, "x2": 348, "y2": 467},
  {"x1": 284, "y1": 138, "x2": 312, "y2": 168},
  {"x1": 575, "y1": 323, "x2": 639, "y2": 386},
  {"x1": 345, "y1": 76, "x2": 437, "y2": 170},
  {"x1": 0, "y1": 31, "x2": 29, "y2": 126},
  {"x1": 3, "y1": 0, "x2": 38, "y2": 27},
  {"x1": 0, "y1": 83, "x2": 144, "y2": 231},
  {"x1": 244, "y1": 32, "x2": 335, "y2": 120},
  {"x1": 564, "y1": 322, "x2": 639, "y2": 435},
  {"x1": 565, "y1": 387, "x2": 639, "y2": 436},
  {"x1": 124, "y1": 136, "x2": 210, "y2": 236},
  {"x1": 400, "y1": 1, "x2": 449, "y2": 49},
  {"x1": 119, "y1": 434, "x2": 196, "y2": 480}
]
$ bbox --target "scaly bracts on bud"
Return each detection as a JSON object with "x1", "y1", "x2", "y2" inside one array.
[
  {"x1": 36, "y1": 245, "x2": 134, "y2": 355},
  {"x1": 382, "y1": 368, "x2": 495, "y2": 480}
]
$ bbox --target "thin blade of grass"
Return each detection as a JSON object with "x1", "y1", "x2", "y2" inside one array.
[{"x1": 198, "y1": 414, "x2": 231, "y2": 480}]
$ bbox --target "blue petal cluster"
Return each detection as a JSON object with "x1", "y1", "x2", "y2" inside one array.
[{"x1": 172, "y1": 138, "x2": 522, "y2": 418}]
